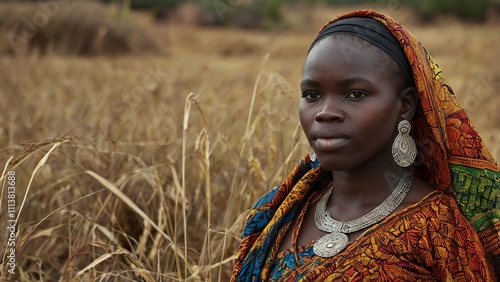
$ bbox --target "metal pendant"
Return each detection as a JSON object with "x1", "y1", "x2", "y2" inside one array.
[
  {"x1": 392, "y1": 120, "x2": 417, "y2": 167},
  {"x1": 313, "y1": 232, "x2": 349, "y2": 258}
]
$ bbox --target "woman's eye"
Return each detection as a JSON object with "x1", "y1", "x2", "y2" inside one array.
[
  {"x1": 344, "y1": 91, "x2": 367, "y2": 99},
  {"x1": 302, "y1": 91, "x2": 322, "y2": 100}
]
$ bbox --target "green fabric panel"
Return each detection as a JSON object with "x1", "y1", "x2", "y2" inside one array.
[{"x1": 450, "y1": 164, "x2": 500, "y2": 231}]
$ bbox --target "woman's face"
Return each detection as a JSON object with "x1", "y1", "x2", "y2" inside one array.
[{"x1": 300, "y1": 36, "x2": 403, "y2": 172}]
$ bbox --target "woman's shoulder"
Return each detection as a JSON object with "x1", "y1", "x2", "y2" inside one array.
[
  {"x1": 400, "y1": 176, "x2": 463, "y2": 218},
  {"x1": 240, "y1": 187, "x2": 282, "y2": 238},
  {"x1": 251, "y1": 186, "x2": 280, "y2": 209},
  {"x1": 368, "y1": 190, "x2": 477, "y2": 244},
  {"x1": 399, "y1": 189, "x2": 468, "y2": 224}
]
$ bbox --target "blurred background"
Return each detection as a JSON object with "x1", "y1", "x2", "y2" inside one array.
[{"x1": 0, "y1": 0, "x2": 498, "y2": 281}]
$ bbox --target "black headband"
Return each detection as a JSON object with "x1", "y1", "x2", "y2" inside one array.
[{"x1": 309, "y1": 17, "x2": 413, "y2": 85}]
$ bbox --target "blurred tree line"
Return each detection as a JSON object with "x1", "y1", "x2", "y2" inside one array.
[
  {"x1": 107, "y1": 0, "x2": 497, "y2": 24},
  {"x1": 12, "y1": 0, "x2": 499, "y2": 26}
]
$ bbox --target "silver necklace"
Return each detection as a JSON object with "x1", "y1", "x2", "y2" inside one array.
[{"x1": 313, "y1": 171, "x2": 413, "y2": 257}]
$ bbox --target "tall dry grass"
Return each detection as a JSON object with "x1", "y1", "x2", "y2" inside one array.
[{"x1": 0, "y1": 3, "x2": 499, "y2": 281}]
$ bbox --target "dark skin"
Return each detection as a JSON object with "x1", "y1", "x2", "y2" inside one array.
[{"x1": 279, "y1": 36, "x2": 435, "y2": 252}]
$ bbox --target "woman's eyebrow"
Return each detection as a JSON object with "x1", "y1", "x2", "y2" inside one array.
[
  {"x1": 300, "y1": 79, "x2": 320, "y2": 88},
  {"x1": 338, "y1": 77, "x2": 372, "y2": 87},
  {"x1": 300, "y1": 77, "x2": 372, "y2": 88}
]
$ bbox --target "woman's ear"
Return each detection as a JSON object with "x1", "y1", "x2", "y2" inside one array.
[{"x1": 399, "y1": 86, "x2": 418, "y2": 121}]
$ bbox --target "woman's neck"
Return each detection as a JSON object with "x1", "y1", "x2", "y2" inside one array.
[{"x1": 330, "y1": 160, "x2": 405, "y2": 208}]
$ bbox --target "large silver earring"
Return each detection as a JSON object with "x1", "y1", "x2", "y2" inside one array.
[{"x1": 392, "y1": 120, "x2": 417, "y2": 167}]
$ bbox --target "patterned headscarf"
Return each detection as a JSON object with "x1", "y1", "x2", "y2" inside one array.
[{"x1": 231, "y1": 10, "x2": 499, "y2": 281}]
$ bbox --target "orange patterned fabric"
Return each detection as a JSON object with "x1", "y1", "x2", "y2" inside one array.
[
  {"x1": 231, "y1": 10, "x2": 499, "y2": 282},
  {"x1": 269, "y1": 191, "x2": 494, "y2": 281}
]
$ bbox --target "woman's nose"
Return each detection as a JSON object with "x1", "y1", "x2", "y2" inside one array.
[{"x1": 314, "y1": 97, "x2": 344, "y2": 122}]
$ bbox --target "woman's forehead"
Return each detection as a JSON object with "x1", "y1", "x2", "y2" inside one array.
[
  {"x1": 304, "y1": 36, "x2": 386, "y2": 71},
  {"x1": 302, "y1": 36, "x2": 401, "y2": 89}
]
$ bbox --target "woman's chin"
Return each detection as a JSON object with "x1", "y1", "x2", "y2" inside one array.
[{"x1": 315, "y1": 158, "x2": 353, "y2": 172}]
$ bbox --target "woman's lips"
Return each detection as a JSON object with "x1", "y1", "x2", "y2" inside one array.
[
  {"x1": 312, "y1": 129, "x2": 350, "y2": 151},
  {"x1": 314, "y1": 137, "x2": 350, "y2": 151}
]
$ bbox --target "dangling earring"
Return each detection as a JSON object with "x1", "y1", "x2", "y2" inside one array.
[
  {"x1": 310, "y1": 148, "x2": 317, "y2": 162},
  {"x1": 392, "y1": 120, "x2": 417, "y2": 167}
]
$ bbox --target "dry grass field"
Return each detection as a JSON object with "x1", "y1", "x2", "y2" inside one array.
[{"x1": 0, "y1": 2, "x2": 498, "y2": 281}]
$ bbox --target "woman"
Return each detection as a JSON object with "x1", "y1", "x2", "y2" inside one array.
[{"x1": 231, "y1": 10, "x2": 499, "y2": 281}]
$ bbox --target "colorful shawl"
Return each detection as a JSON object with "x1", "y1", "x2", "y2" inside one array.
[
  {"x1": 267, "y1": 191, "x2": 494, "y2": 281},
  {"x1": 231, "y1": 10, "x2": 499, "y2": 281}
]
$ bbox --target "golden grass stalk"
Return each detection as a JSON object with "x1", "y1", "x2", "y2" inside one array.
[
  {"x1": 85, "y1": 170, "x2": 189, "y2": 268},
  {"x1": 75, "y1": 249, "x2": 128, "y2": 277},
  {"x1": 181, "y1": 92, "x2": 196, "y2": 279},
  {"x1": 195, "y1": 128, "x2": 212, "y2": 280},
  {"x1": 16, "y1": 142, "x2": 62, "y2": 223}
]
